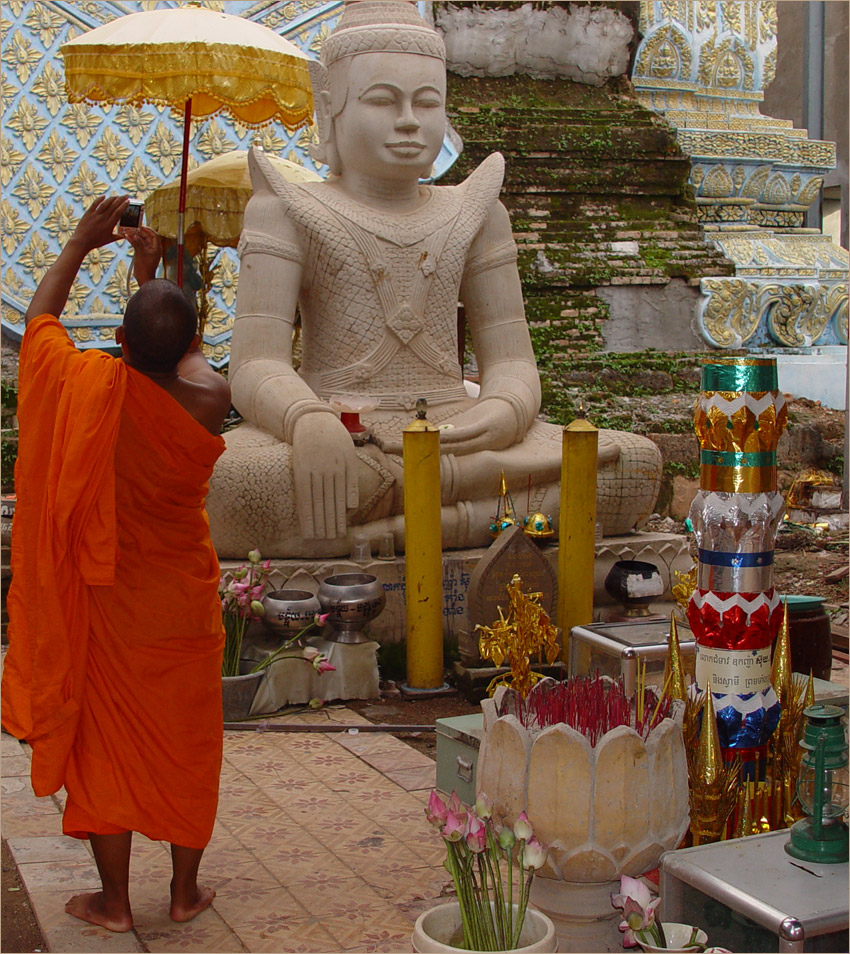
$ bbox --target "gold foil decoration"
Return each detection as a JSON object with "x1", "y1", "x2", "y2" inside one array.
[
  {"x1": 693, "y1": 391, "x2": 788, "y2": 453},
  {"x1": 664, "y1": 613, "x2": 689, "y2": 704},
  {"x1": 671, "y1": 564, "x2": 697, "y2": 618},
  {"x1": 770, "y1": 600, "x2": 794, "y2": 709},
  {"x1": 803, "y1": 670, "x2": 816, "y2": 709},
  {"x1": 476, "y1": 574, "x2": 560, "y2": 699},
  {"x1": 687, "y1": 690, "x2": 741, "y2": 846},
  {"x1": 700, "y1": 463, "x2": 776, "y2": 494}
]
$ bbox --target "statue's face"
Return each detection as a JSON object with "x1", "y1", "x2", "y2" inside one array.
[{"x1": 331, "y1": 52, "x2": 446, "y2": 182}]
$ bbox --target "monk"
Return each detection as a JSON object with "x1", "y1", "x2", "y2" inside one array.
[{"x1": 1, "y1": 196, "x2": 232, "y2": 932}]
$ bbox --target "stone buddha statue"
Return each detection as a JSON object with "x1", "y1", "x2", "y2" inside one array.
[{"x1": 207, "y1": 0, "x2": 662, "y2": 559}]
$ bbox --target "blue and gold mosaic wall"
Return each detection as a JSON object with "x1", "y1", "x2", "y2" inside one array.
[{"x1": 1, "y1": 0, "x2": 345, "y2": 366}]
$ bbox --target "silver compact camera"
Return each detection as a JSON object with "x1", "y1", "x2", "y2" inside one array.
[{"x1": 120, "y1": 200, "x2": 144, "y2": 228}]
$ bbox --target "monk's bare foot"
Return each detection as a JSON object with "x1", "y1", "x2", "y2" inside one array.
[
  {"x1": 169, "y1": 884, "x2": 215, "y2": 923},
  {"x1": 65, "y1": 892, "x2": 133, "y2": 933}
]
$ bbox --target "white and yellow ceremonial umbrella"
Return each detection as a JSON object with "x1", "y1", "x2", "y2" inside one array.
[{"x1": 60, "y1": 4, "x2": 313, "y2": 288}]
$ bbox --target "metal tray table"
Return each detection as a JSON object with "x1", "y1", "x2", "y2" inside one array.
[{"x1": 660, "y1": 830, "x2": 849, "y2": 952}]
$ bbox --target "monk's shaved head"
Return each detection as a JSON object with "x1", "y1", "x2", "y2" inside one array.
[{"x1": 122, "y1": 279, "x2": 197, "y2": 374}]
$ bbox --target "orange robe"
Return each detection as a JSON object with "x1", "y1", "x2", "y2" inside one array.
[{"x1": 2, "y1": 315, "x2": 225, "y2": 849}]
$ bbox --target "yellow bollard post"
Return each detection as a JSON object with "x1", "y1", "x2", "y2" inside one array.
[
  {"x1": 557, "y1": 415, "x2": 598, "y2": 666},
  {"x1": 403, "y1": 399, "x2": 445, "y2": 690}
]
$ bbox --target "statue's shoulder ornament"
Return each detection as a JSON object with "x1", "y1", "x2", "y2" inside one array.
[
  {"x1": 456, "y1": 153, "x2": 517, "y2": 279},
  {"x1": 237, "y1": 147, "x2": 308, "y2": 264}
]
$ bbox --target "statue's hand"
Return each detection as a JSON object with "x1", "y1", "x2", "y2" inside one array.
[
  {"x1": 292, "y1": 414, "x2": 359, "y2": 539},
  {"x1": 438, "y1": 399, "x2": 518, "y2": 455}
]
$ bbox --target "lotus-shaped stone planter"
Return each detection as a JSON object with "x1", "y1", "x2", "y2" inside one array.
[{"x1": 476, "y1": 683, "x2": 690, "y2": 953}]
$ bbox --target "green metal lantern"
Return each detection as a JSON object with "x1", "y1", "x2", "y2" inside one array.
[{"x1": 785, "y1": 705, "x2": 849, "y2": 864}]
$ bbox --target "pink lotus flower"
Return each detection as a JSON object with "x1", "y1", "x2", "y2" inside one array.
[
  {"x1": 314, "y1": 612, "x2": 330, "y2": 626},
  {"x1": 447, "y1": 791, "x2": 465, "y2": 815},
  {"x1": 474, "y1": 793, "x2": 493, "y2": 819},
  {"x1": 248, "y1": 549, "x2": 261, "y2": 564},
  {"x1": 315, "y1": 659, "x2": 335, "y2": 674},
  {"x1": 464, "y1": 815, "x2": 487, "y2": 854},
  {"x1": 250, "y1": 600, "x2": 265, "y2": 618},
  {"x1": 442, "y1": 810, "x2": 465, "y2": 842},
  {"x1": 520, "y1": 836, "x2": 547, "y2": 870},
  {"x1": 497, "y1": 826, "x2": 516, "y2": 850},
  {"x1": 611, "y1": 875, "x2": 662, "y2": 948},
  {"x1": 302, "y1": 646, "x2": 320, "y2": 662},
  {"x1": 426, "y1": 790, "x2": 449, "y2": 828},
  {"x1": 513, "y1": 811, "x2": 533, "y2": 841}
]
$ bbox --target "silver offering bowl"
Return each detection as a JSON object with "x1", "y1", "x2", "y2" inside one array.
[
  {"x1": 317, "y1": 572, "x2": 386, "y2": 644},
  {"x1": 261, "y1": 589, "x2": 322, "y2": 641}
]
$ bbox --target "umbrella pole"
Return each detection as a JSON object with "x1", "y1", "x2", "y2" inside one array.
[{"x1": 177, "y1": 98, "x2": 193, "y2": 289}]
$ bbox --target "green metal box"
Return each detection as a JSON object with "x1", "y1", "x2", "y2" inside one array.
[{"x1": 435, "y1": 713, "x2": 483, "y2": 804}]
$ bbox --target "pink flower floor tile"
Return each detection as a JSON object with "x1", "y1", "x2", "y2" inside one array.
[
  {"x1": 211, "y1": 877, "x2": 298, "y2": 924},
  {"x1": 236, "y1": 912, "x2": 341, "y2": 952},
  {"x1": 321, "y1": 905, "x2": 417, "y2": 950},
  {"x1": 136, "y1": 915, "x2": 242, "y2": 954}
]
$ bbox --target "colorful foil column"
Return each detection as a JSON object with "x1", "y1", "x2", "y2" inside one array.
[{"x1": 687, "y1": 358, "x2": 788, "y2": 760}]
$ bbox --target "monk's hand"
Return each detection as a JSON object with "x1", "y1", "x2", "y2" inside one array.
[
  {"x1": 292, "y1": 414, "x2": 359, "y2": 539},
  {"x1": 437, "y1": 399, "x2": 518, "y2": 455},
  {"x1": 71, "y1": 196, "x2": 130, "y2": 253},
  {"x1": 122, "y1": 225, "x2": 162, "y2": 284}
]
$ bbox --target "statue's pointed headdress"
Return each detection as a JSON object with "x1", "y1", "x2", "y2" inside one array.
[{"x1": 309, "y1": 1, "x2": 446, "y2": 169}]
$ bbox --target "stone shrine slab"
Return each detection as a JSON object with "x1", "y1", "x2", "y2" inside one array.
[{"x1": 461, "y1": 525, "x2": 558, "y2": 666}]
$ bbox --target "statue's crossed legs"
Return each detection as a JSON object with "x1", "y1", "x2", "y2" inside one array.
[{"x1": 207, "y1": 419, "x2": 661, "y2": 559}]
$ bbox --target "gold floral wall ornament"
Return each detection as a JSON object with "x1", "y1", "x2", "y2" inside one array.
[
  {"x1": 18, "y1": 233, "x2": 54, "y2": 284},
  {"x1": 60, "y1": 102, "x2": 103, "y2": 147},
  {"x1": 67, "y1": 162, "x2": 108, "y2": 204},
  {"x1": 0, "y1": 135, "x2": 24, "y2": 188},
  {"x1": 115, "y1": 103, "x2": 154, "y2": 145},
  {"x1": 24, "y1": 3, "x2": 65, "y2": 46},
  {"x1": 38, "y1": 129, "x2": 78, "y2": 181},
  {"x1": 1, "y1": 198, "x2": 28, "y2": 256},
  {"x1": 13, "y1": 165, "x2": 53, "y2": 218},
  {"x1": 91, "y1": 127, "x2": 132, "y2": 180},
  {"x1": 8, "y1": 97, "x2": 46, "y2": 149},
  {"x1": 30, "y1": 62, "x2": 64, "y2": 115}
]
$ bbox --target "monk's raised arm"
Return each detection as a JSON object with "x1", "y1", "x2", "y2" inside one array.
[{"x1": 26, "y1": 196, "x2": 129, "y2": 324}]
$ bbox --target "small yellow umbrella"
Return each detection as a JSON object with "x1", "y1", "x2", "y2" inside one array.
[
  {"x1": 60, "y1": 4, "x2": 313, "y2": 287},
  {"x1": 146, "y1": 150, "x2": 321, "y2": 248},
  {"x1": 146, "y1": 150, "x2": 321, "y2": 333}
]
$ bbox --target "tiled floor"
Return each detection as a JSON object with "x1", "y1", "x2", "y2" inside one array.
[{"x1": 2, "y1": 706, "x2": 452, "y2": 954}]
